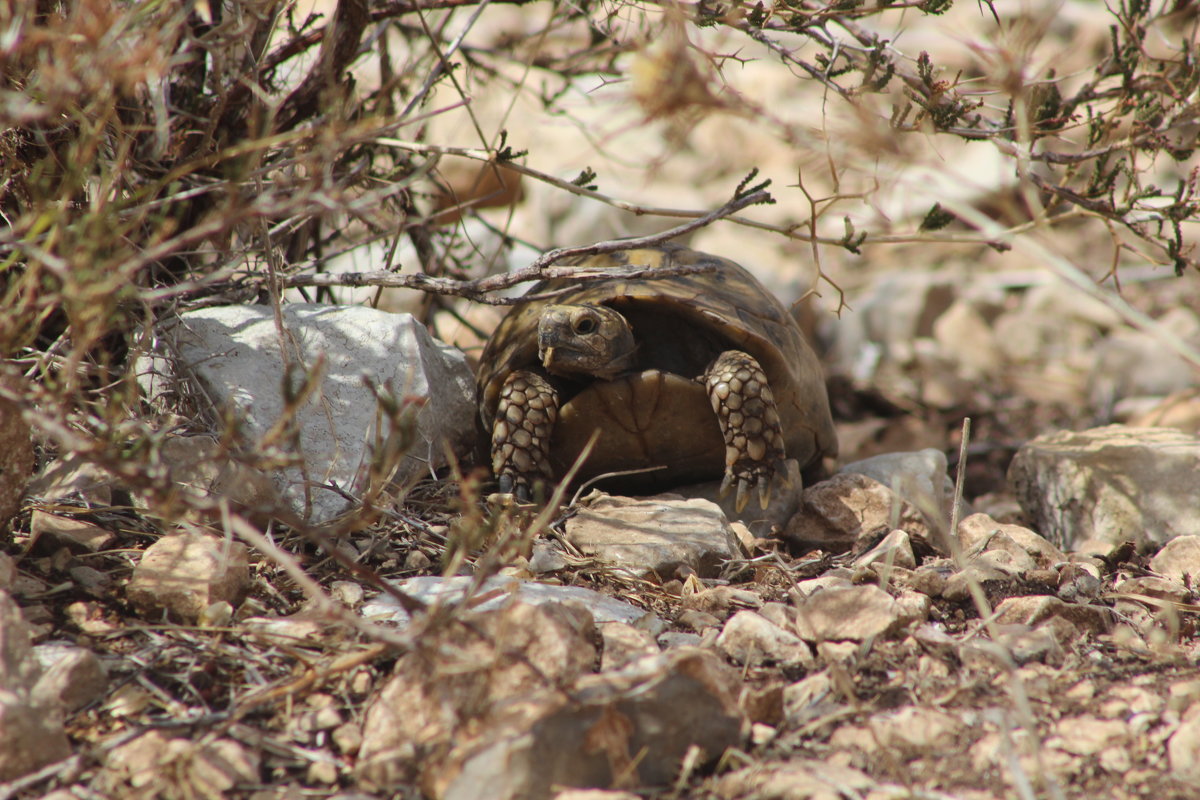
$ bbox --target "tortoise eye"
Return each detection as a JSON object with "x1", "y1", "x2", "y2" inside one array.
[{"x1": 574, "y1": 316, "x2": 597, "y2": 334}]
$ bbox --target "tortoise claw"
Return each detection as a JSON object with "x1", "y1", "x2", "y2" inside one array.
[
  {"x1": 498, "y1": 473, "x2": 514, "y2": 494},
  {"x1": 735, "y1": 477, "x2": 752, "y2": 513},
  {"x1": 719, "y1": 470, "x2": 736, "y2": 500},
  {"x1": 776, "y1": 459, "x2": 794, "y2": 490},
  {"x1": 722, "y1": 470, "x2": 777, "y2": 512}
]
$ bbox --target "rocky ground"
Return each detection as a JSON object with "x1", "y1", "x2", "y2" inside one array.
[
  {"x1": 4, "y1": 243, "x2": 1200, "y2": 799},
  {"x1": 4, "y1": 2, "x2": 1200, "y2": 799}
]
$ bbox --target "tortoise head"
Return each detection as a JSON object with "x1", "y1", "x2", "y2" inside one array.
[{"x1": 537, "y1": 304, "x2": 636, "y2": 380}]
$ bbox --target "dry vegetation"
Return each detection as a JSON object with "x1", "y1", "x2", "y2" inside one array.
[{"x1": 2, "y1": 0, "x2": 1200, "y2": 798}]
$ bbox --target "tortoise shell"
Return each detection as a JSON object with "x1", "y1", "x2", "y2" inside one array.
[{"x1": 477, "y1": 243, "x2": 838, "y2": 491}]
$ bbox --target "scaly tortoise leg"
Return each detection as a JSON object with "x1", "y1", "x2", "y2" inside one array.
[
  {"x1": 704, "y1": 350, "x2": 786, "y2": 511},
  {"x1": 491, "y1": 370, "x2": 559, "y2": 501}
]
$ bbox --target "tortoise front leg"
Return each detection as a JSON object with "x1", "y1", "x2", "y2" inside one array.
[
  {"x1": 703, "y1": 350, "x2": 787, "y2": 511},
  {"x1": 491, "y1": 370, "x2": 559, "y2": 500}
]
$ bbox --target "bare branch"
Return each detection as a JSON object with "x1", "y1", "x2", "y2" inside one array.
[{"x1": 266, "y1": 187, "x2": 774, "y2": 303}]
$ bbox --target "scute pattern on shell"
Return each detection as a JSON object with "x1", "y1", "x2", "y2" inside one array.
[{"x1": 477, "y1": 242, "x2": 838, "y2": 487}]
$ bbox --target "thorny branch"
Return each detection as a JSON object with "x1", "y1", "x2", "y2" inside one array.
[
  {"x1": 706, "y1": 0, "x2": 1200, "y2": 273},
  {"x1": 269, "y1": 187, "x2": 775, "y2": 303},
  {"x1": 372, "y1": 139, "x2": 1024, "y2": 250}
]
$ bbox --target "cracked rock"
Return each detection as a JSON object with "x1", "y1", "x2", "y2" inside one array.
[
  {"x1": 783, "y1": 472, "x2": 936, "y2": 555},
  {"x1": 29, "y1": 510, "x2": 115, "y2": 553},
  {"x1": 853, "y1": 529, "x2": 917, "y2": 570},
  {"x1": 992, "y1": 595, "x2": 1113, "y2": 636},
  {"x1": 358, "y1": 595, "x2": 742, "y2": 800},
  {"x1": 839, "y1": 448, "x2": 953, "y2": 521},
  {"x1": 429, "y1": 648, "x2": 743, "y2": 800},
  {"x1": 97, "y1": 731, "x2": 260, "y2": 798},
  {"x1": 716, "y1": 759, "x2": 882, "y2": 800},
  {"x1": 958, "y1": 513, "x2": 1065, "y2": 567}
]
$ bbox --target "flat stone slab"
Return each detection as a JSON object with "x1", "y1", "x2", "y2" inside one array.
[
  {"x1": 564, "y1": 494, "x2": 741, "y2": 579},
  {"x1": 793, "y1": 583, "x2": 907, "y2": 642},
  {"x1": 138, "y1": 304, "x2": 476, "y2": 523},
  {"x1": 362, "y1": 575, "x2": 662, "y2": 628}
]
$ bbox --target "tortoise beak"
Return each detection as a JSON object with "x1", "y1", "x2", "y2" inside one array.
[{"x1": 540, "y1": 345, "x2": 556, "y2": 369}]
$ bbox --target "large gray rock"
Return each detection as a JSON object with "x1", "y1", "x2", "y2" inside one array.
[
  {"x1": 138, "y1": 304, "x2": 476, "y2": 523},
  {"x1": 1008, "y1": 425, "x2": 1200, "y2": 550}
]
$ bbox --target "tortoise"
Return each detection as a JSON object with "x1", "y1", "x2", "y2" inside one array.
[{"x1": 476, "y1": 242, "x2": 838, "y2": 509}]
